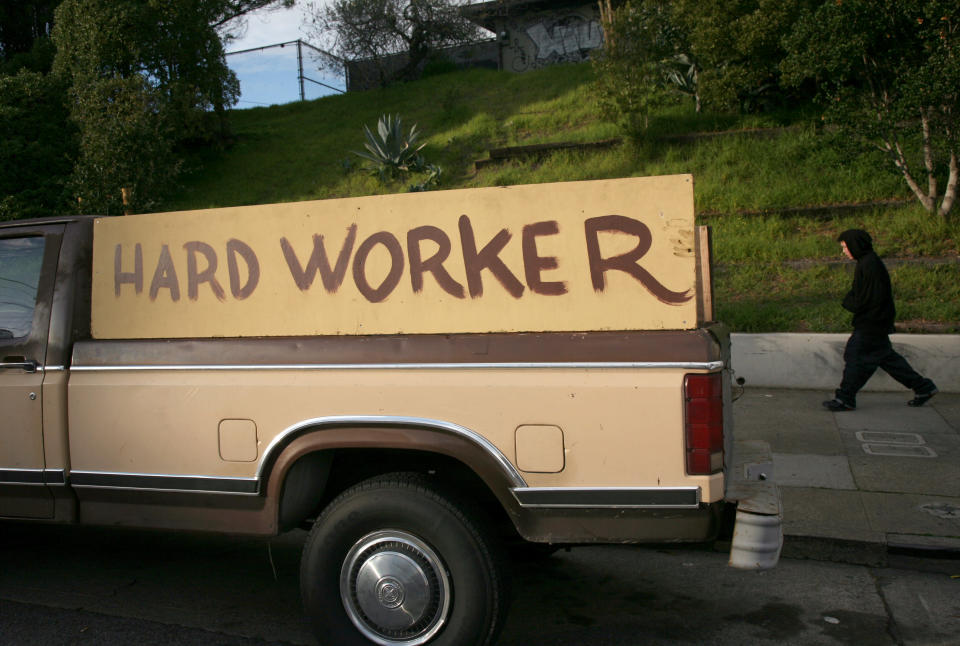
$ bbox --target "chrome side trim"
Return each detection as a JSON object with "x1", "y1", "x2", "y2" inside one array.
[
  {"x1": 0, "y1": 216, "x2": 84, "y2": 230},
  {"x1": 65, "y1": 415, "x2": 527, "y2": 495},
  {"x1": 260, "y1": 415, "x2": 527, "y2": 489},
  {"x1": 69, "y1": 471, "x2": 258, "y2": 495},
  {"x1": 0, "y1": 365, "x2": 65, "y2": 374},
  {"x1": 0, "y1": 468, "x2": 45, "y2": 486},
  {"x1": 511, "y1": 486, "x2": 701, "y2": 509},
  {"x1": 60, "y1": 417, "x2": 526, "y2": 496},
  {"x1": 70, "y1": 361, "x2": 724, "y2": 372},
  {"x1": 0, "y1": 468, "x2": 66, "y2": 486},
  {"x1": 44, "y1": 469, "x2": 66, "y2": 485}
]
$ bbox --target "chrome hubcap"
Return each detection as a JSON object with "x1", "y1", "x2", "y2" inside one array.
[{"x1": 341, "y1": 530, "x2": 450, "y2": 646}]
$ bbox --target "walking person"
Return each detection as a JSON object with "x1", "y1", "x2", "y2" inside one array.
[{"x1": 822, "y1": 229, "x2": 938, "y2": 412}]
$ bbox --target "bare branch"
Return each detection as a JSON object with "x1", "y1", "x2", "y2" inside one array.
[{"x1": 883, "y1": 137, "x2": 935, "y2": 212}]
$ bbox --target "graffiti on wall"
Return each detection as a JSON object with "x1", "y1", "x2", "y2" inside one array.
[{"x1": 503, "y1": 9, "x2": 604, "y2": 72}]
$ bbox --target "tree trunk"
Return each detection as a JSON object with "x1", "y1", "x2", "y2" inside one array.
[
  {"x1": 939, "y1": 150, "x2": 958, "y2": 218},
  {"x1": 598, "y1": 0, "x2": 614, "y2": 49},
  {"x1": 693, "y1": 68, "x2": 701, "y2": 114},
  {"x1": 921, "y1": 108, "x2": 937, "y2": 202},
  {"x1": 214, "y1": 101, "x2": 231, "y2": 141},
  {"x1": 401, "y1": 31, "x2": 429, "y2": 82}
]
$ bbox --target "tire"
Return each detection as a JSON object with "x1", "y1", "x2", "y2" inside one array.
[{"x1": 300, "y1": 473, "x2": 509, "y2": 646}]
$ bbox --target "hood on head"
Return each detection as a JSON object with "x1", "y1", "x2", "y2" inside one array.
[{"x1": 838, "y1": 229, "x2": 873, "y2": 259}]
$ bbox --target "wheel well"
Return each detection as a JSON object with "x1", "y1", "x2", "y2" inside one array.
[{"x1": 278, "y1": 448, "x2": 518, "y2": 540}]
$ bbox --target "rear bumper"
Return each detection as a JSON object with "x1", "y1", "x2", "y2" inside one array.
[
  {"x1": 724, "y1": 440, "x2": 783, "y2": 569},
  {"x1": 506, "y1": 439, "x2": 782, "y2": 560}
]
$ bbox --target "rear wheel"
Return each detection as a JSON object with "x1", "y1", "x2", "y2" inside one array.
[{"x1": 300, "y1": 473, "x2": 509, "y2": 646}]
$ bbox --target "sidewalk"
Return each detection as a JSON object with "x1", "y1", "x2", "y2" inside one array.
[{"x1": 733, "y1": 387, "x2": 960, "y2": 566}]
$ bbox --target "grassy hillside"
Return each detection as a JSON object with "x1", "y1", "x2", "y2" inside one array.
[
  {"x1": 169, "y1": 64, "x2": 905, "y2": 211},
  {"x1": 166, "y1": 64, "x2": 959, "y2": 333}
]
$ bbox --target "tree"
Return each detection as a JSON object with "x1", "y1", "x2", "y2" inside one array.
[
  {"x1": 53, "y1": 0, "x2": 243, "y2": 140},
  {"x1": 671, "y1": 0, "x2": 809, "y2": 113},
  {"x1": 1, "y1": 2, "x2": 72, "y2": 220},
  {"x1": 594, "y1": 0, "x2": 684, "y2": 137},
  {"x1": 0, "y1": 0, "x2": 58, "y2": 64},
  {"x1": 782, "y1": 0, "x2": 960, "y2": 218},
  {"x1": 210, "y1": 0, "x2": 295, "y2": 43},
  {"x1": 51, "y1": 0, "x2": 289, "y2": 214},
  {"x1": 0, "y1": 0, "x2": 289, "y2": 219},
  {"x1": 211, "y1": 0, "x2": 295, "y2": 31},
  {"x1": 0, "y1": 70, "x2": 76, "y2": 220},
  {"x1": 68, "y1": 76, "x2": 182, "y2": 216},
  {"x1": 306, "y1": 0, "x2": 482, "y2": 87},
  {"x1": 593, "y1": 0, "x2": 807, "y2": 134}
]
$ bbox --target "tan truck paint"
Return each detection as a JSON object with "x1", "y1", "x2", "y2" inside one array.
[{"x1": 66, "y1": 366, "x2": 722, "y2": 499}]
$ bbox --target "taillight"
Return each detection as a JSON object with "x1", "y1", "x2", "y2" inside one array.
[{"x1": 684, "y1": 373, "x2": 724, "y2": 475}]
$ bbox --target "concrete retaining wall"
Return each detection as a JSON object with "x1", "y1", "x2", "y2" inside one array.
[{"x1": 731, "y1": 333, "x2": 960, "y2": 393}]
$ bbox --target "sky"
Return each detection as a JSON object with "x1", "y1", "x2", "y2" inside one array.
[{"x1": 224, "y1": 1, "x2": 345, "y2": 109}]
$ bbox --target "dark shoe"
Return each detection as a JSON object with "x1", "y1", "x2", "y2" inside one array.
[
  {"x1": 907, "y1": 389, "x2": 938, "y2": 407},
  {"x1": 822, "y1": 398, "x2": 855, "y2": 412}
]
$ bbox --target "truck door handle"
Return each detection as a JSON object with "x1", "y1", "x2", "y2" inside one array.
[{"x1": 1, "y1": 357, "x2": 38, "y2": 373}]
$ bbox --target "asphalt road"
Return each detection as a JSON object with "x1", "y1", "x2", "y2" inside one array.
[{"x1": 1, "y1": 523, "x2": 957, "y2": 645}]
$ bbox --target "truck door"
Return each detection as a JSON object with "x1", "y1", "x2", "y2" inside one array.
[{"x1": 0, "y1": 225, "x2": 62, "y2": 518}]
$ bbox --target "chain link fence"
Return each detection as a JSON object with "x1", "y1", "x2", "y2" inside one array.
[{"x1": 226, "y1": 39, "x2": 345, "y2": 108}]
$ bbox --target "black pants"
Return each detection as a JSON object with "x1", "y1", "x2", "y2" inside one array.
[{"x1": 835, "y1": 330, "x2": 935, "y2": 406}]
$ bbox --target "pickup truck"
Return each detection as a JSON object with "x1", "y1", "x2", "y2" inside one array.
[{"x1": 1, "y1": 176, "x2": 781, "y2": 646}]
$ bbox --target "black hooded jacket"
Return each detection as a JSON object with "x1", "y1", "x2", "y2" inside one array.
[{"x1": 838, "y1": 229, "x2": 895, "y2": 334}]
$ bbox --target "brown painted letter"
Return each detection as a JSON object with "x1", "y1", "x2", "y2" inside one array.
[
  {"x1": 522, "y1": 221, "x2": 567, "y2": 296},
  {"x1": 352, "y1": 231, "x2": 404, "y2": 303},
  {"x1": 149, "y1": 245, "x2": 181, "y2": 302},
  {"x1": 281, "y1": 224, "x2": 357, "y2": 293},
  {"x1": 226, "y1": 239, "x2": 260, "y2": 300},
  {"x1": 407, "y1": 225, "x2": 465, "y2": 298},
  {"x1": 184, "y1": 241, "x2": 226, "y2": 302},
  {"x1": 114, "y1": 243, "x2": 143, "y2": 296},
  {"x1": 458, "y1": 215, "x2": 524, "y2": 299},
  {"x1": 584, "y1": 215, "x2": 693, "y2": 304}
]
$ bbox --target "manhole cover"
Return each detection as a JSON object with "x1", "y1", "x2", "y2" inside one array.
[
  {"x1": 920, "y1": 503, "x2": 960, "y2": 520},
  {"x1": 861, "y1": 444, "x2": 937, "y2": 458},
  {"x1": 855, "y1": 431, "x2": 925, "y2": 445}
]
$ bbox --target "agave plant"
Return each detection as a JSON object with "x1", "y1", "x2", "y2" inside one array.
[
  {"x1": 663, "y1": 53, "x2": 701, "y2": 113},
  {"x1": 353, "y1": 114, "x2": 428, "y2": 181}
]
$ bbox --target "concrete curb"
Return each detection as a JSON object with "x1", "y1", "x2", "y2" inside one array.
[
  {"x1": 731, "y1": 333, "x2": 960, "y2": 393},
  {"x1": 781, "y1": 533, "x2": 960, "y2": 571},
  {"x1": 781, "y1": 535, "x2": 887, "y2": 567}
]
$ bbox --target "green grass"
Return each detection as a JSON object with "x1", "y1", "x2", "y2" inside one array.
[
  {"x1": 170, "y1": 64, "x2": 905, "y2": 211},
  {"x1": 709, "y1": 206, "x2": 960, "y2": 262},
  {"x1": 165, "y1": 63, "x2": 960, "y2": 333},
  {"x1": 168, "y1": 65, "x2": 610, "y2": 209},
  {"x1": 714, "y1": 257, "x2": 960, "y2": 333},
  {"x1": 708, "y1": 205, "x2": 960, "y2": 332}
]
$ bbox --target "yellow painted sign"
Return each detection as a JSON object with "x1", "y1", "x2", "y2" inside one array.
[{"x1": 91, "y1": 175, "x2": 698, "y2": 338}]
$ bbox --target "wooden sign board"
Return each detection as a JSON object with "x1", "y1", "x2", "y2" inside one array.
[{"x1": 91, "y1": 175, "x2": 699, "y2": 339}]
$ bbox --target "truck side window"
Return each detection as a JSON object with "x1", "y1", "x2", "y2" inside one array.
[{"x1": 0, "y1": 237, "x2": 45, "y2": 339}]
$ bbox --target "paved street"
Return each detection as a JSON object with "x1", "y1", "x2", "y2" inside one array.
[{"x1": 1, "y1": 522, "x2": 957, "y2": 646}]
